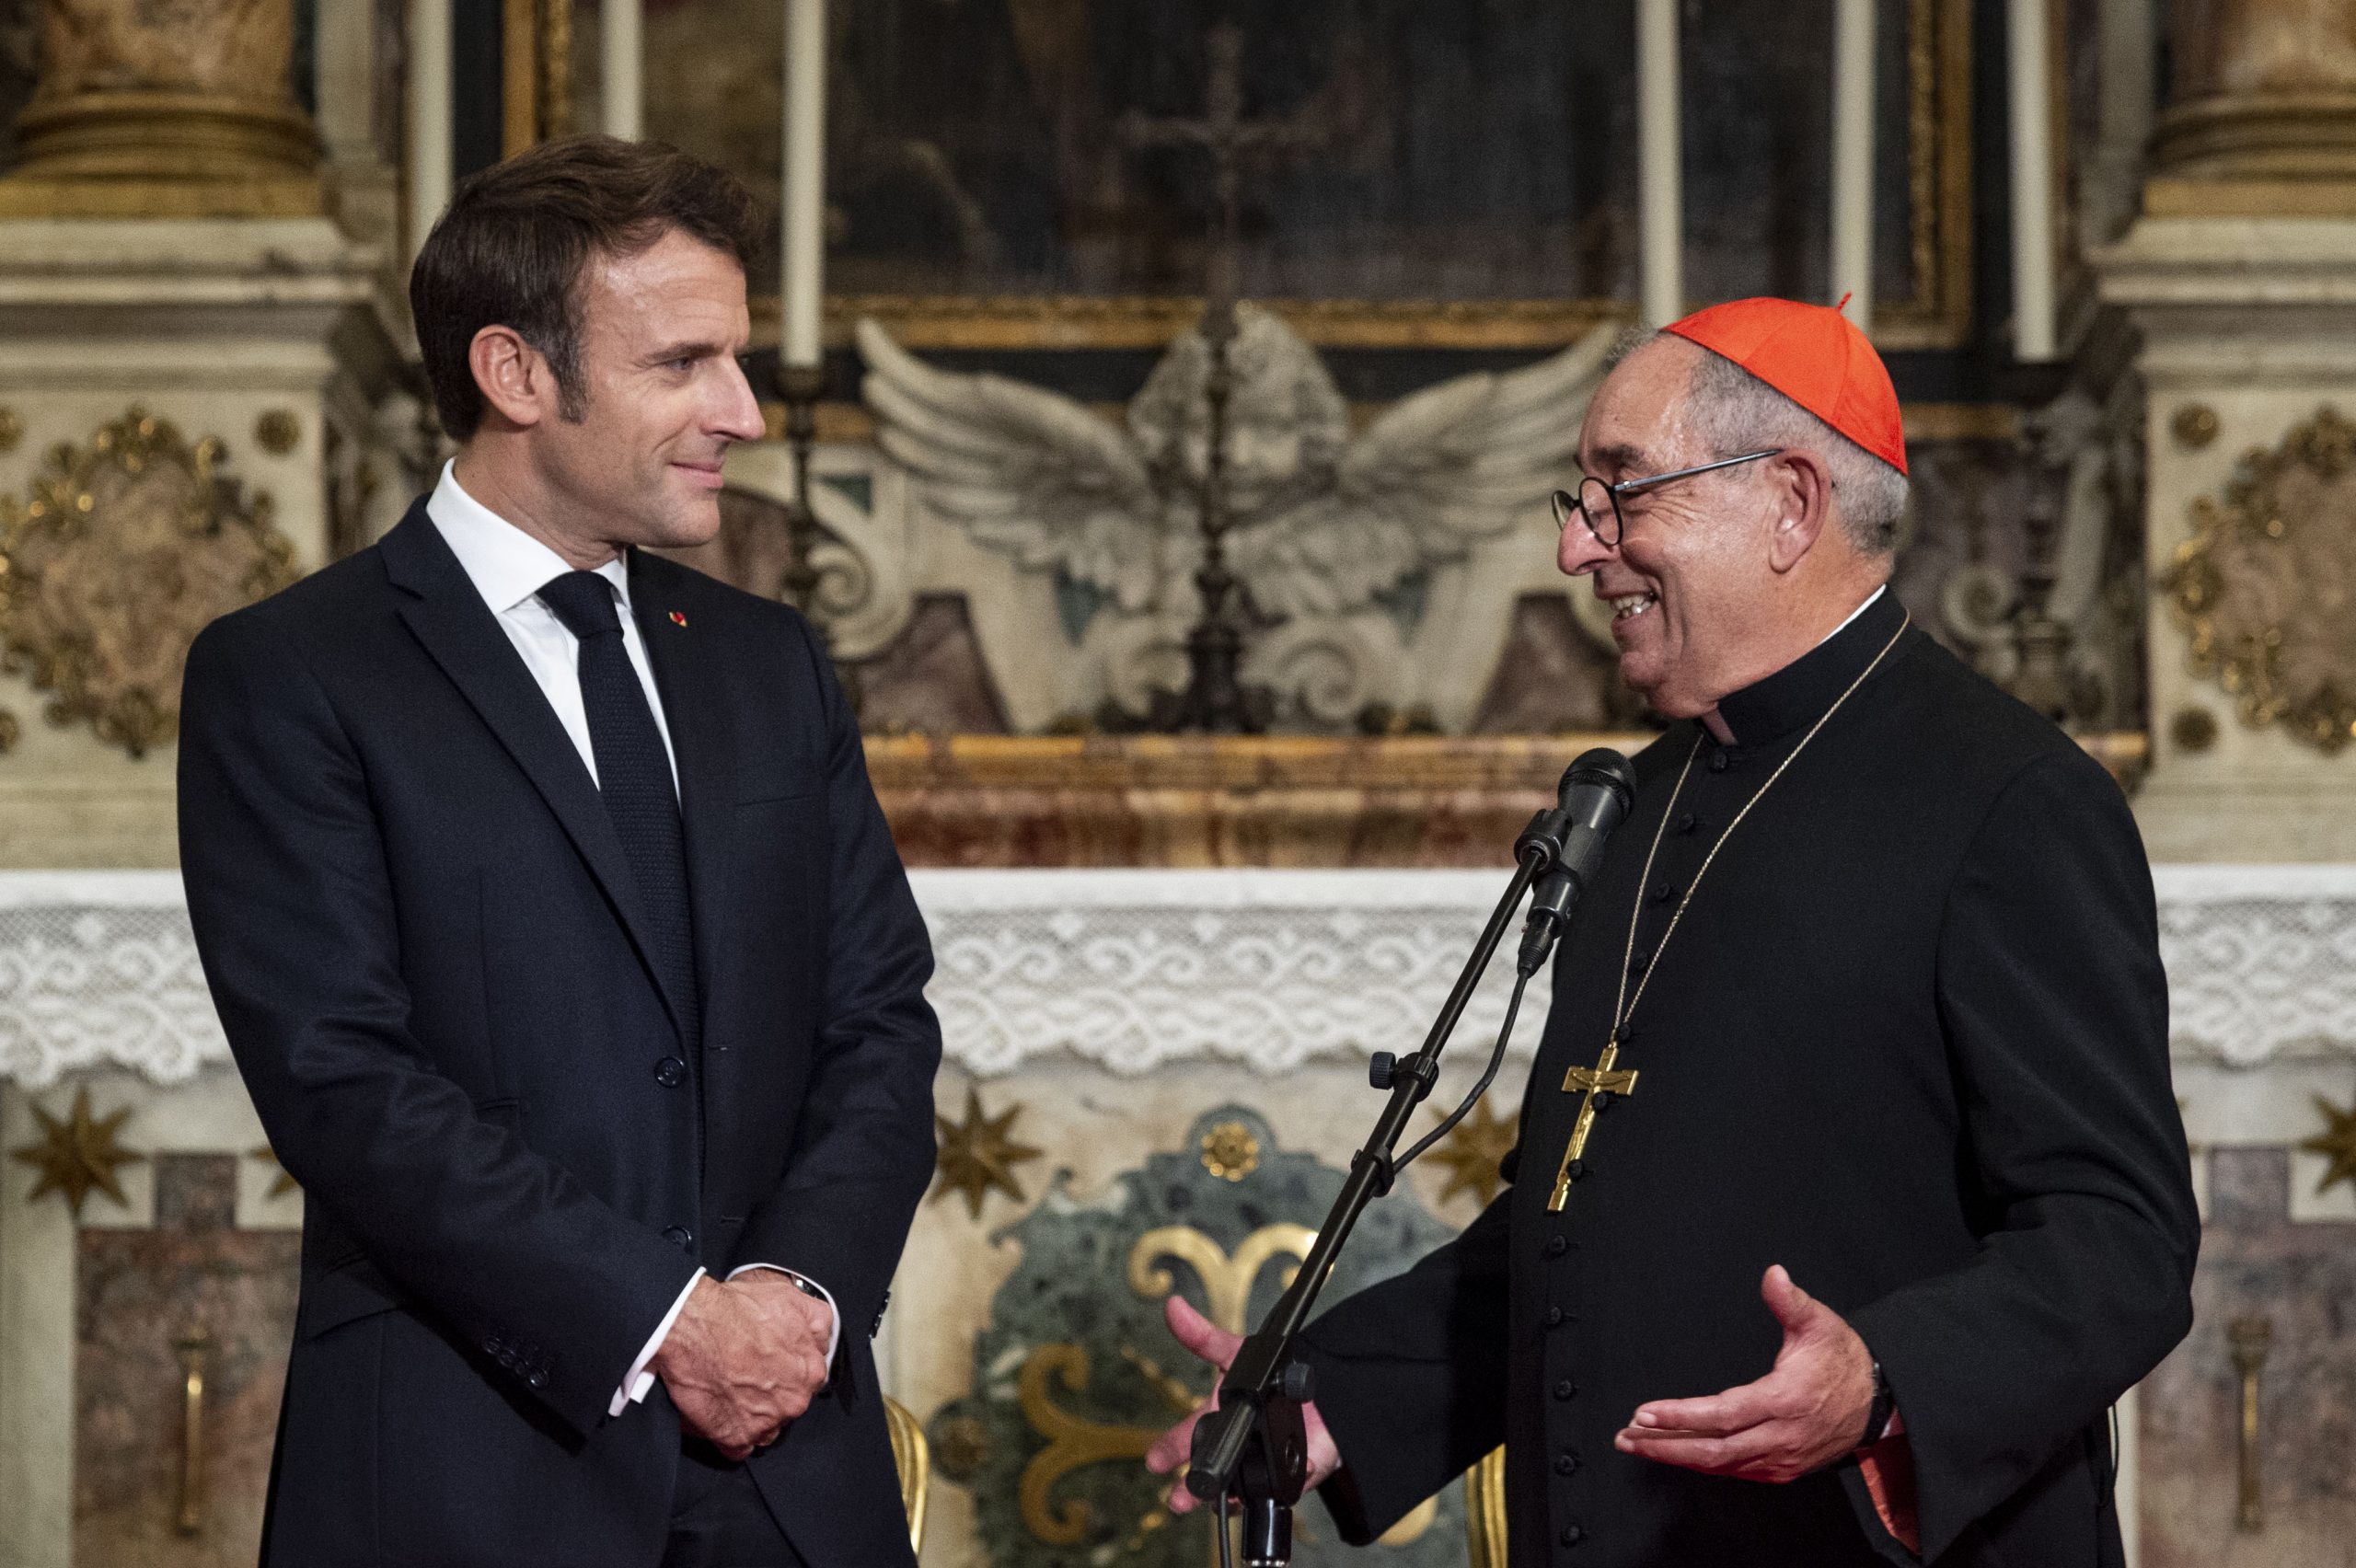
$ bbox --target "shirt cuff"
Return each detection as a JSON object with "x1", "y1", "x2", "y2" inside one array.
[
  {"x1": 727, "y1": 1262, "x2": 841, "y2": 1364},
  {"x1": 610, "y1": 1267, "x2": 704, "y2": 1419}
]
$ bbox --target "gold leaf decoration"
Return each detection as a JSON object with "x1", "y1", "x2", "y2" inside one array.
[
  {"x1": 2300, "y1": 1091, "x2": 2356, "y2": 1198},
  {"x1": 11, "y1": 1085, "x2": 143, "y2": 1219},
  {"x1": 931, "y1": 1087, "x2": 1043, "y2": 1219},
  {"x1": 1197, "y1": 1120, "x2": 1260, "y2": 1182},
  {"x1": 2163, "y1": 406, "x2": 2356, "y2": 754},
  {"x1": 0, "y1": 408, "x2": 298, "y2": 757},
  {"x1": 1426, "y1": 1096, "x2": 1519, "y2": 1208}
]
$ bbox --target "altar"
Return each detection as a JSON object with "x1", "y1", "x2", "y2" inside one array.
[
  {"x1": 3, "y1": 0, "x2": 2356, "y2": 1562},
  {"x1": 5, "y1": 860, "x2": 2354, "y2": 1566}
]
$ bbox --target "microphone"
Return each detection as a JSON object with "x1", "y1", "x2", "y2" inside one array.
[{"x1": 1517, "y1": 749, "x2": 1636, "y2": 976}]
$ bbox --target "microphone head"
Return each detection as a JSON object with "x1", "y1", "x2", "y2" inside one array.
[{"x1": 1557, "y1": 747, "x2": 1636, "y2": 815}]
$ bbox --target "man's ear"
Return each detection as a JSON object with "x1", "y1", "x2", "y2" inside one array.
[
  {"x1": 468, "y1": 325, "x2": 551, "y2": 431},
  {"x1": 1765, "y1": 449, "x2": 1835, "y2": 574}
]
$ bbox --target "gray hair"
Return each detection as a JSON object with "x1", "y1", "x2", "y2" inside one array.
[{"x1": 1611, "y1": 328, "x2": 1910, "y2": 555}]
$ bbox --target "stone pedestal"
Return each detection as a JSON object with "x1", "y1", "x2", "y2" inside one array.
[
  {"x1": 0, "y1": 218, "x2": 407, "y2": 868},
  {"x1": 2094, "y1": 216, "x2": 2356, "y2": 860}
]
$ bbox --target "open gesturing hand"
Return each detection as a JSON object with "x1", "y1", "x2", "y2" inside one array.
[
  {"x1": 1143, "y1": 1296, "x2": 1344, "y2": 1515},
  {"x1": 653, "y1": 1274, "x2": 833, "y2": 1459},
  {"x1": 1612, "y1": 1265, "x2": 1877, "y2": 1484}
]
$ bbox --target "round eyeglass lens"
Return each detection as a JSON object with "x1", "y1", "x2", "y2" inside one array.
[{"x1": 1577, "y1": 477, "x2": 1622, "y2": 546}]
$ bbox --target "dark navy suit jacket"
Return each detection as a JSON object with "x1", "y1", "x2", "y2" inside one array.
[{"x1": 179, "y1": 501, "x2": 940, "y2": 1567}]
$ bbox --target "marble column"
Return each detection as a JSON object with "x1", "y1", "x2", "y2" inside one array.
[
  {"x1": 2146, "y1": 0, "x2": 2356, "y2": 213},
  {"x1": 0, "y1": 0, "x2": 321, "y2": 218},
  {"x1": 2093, "y1": 0, "x2": 2356, "y2": 862}
]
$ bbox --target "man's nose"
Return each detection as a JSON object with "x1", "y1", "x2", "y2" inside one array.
[
  {"x1": 1558, "y1": 516, "x2": 1615, "y2": 577},
  {"x1": 711, "y1": 357, "x2": 766, "y2": 444}
]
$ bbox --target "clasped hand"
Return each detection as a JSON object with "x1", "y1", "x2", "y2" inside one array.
[
  {"x1": 1614, "y1": 1265, "x2": 1877, "y2": 1483},
  {"x1": 652, "y1": 1274, "x2": 833, "y2": 1459},
  {"x1": 1144, "y1": 1297, "x2": 1344, "y2": 1515}
]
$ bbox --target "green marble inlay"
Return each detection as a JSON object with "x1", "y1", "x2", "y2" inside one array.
[{"x1": 929, "y1": 1106, "x2": 1468, "y2": 1567}]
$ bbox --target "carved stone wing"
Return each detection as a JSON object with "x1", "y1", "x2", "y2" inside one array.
[
  {"x1": 1230, "y1": 323, "x2": 1615, "y2": 617},
  {"x1": 857, "y1": 318, "x2": 1167, "y2": 612}
]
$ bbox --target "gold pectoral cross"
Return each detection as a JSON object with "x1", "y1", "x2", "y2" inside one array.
[{"x1": 1546, "y1": 1040, "x2": 1639, "y2": 1212}]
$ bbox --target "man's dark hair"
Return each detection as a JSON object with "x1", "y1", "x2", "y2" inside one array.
[{"x1": 410, "y1": 135, "x2": 762, "y2": 441}]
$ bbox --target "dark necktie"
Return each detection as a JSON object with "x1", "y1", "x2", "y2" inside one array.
[{"x1": 537, "y1": 570, "x2": 700, "y2": 1047}]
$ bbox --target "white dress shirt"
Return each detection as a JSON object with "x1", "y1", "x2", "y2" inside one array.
[{"x1": 424, "y1": 462, "x2": 838, "y2": 1419}]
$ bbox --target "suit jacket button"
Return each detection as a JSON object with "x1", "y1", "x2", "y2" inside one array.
[
  {"x1": 1553, "y1": 1378, "x2": 1576, "y2": 1401},
  {"x1": 653, "y1": 1056, "x2": 687, "y2": 1088},
  {"x1": 1560, "y1": 1522, "x2": 1585, "y2": 1545},
  {"x1": 525, "y1": 1368, "x2": 549, "y2": 1390},
  {"x1": 664, "y1": 1225, "x2": 695, "y2": 1251}
]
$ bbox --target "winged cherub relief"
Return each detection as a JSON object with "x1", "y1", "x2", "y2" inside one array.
[{"x1": 859, "y1": 308, "x2": 1615, "y2": 730}]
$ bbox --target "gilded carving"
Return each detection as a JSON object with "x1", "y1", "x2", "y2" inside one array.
[
  {"x1": 2172, "y1": 403, "x2": 2221, "y2": 450},
  {"x1": 930, "y1": 1086, "x2": 1044, "y2": 1218},
  {"x1": 252, "y1": 409, "x2": 299, "y2": 455},
  {"x1": 10, "y1": 1084, "x2": 143, "y2": 1218},
  {"x1": 2164, "y1": 407, "x2": 2356, "y2": 754},
  {"x1": 0, "y1": 409, "x2": 298, "y2": 757}
]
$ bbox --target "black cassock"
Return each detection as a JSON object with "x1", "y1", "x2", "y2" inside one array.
[{"x1": 1295, "y1": 590, "x2": 2198, "y2": 1567}]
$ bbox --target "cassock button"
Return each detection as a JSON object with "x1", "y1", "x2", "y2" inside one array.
[
  {"x1": 1544, "y1": 1305, "x2": 1565, "y2": 1327},
  {"x1": 1653, "y1": 880, "x2": 1676, "y2": 904},
  {"x1": 1560, "y1": 1522, "x2": 1586, "y2": 1546},
  {"x1": 653, "y1": 1056, "x2": 687, "y2": 1088},
  {"x1": 1627, "y1": 949, "x2": 1650, "y2": 974},
  {"x1": 1544, "y1": 1234, "x2": 1568, "y2": 1258},
  {"x1": 1676, "y1": 812, "x2": 1698, "y2": 834},
  {"x1": 1554, "y1": 1451, "x2": 1580, "y2": 1476},
  {"x1": 1553, "y1": 1378, "x2": 1576, "y2": 1401},
  {"x1": 664, "y1": 1225, "x2": 695, "y2": 1251},
  {"x1": 1708, "y1": 750, "x2": 1729, "y2": 773}
]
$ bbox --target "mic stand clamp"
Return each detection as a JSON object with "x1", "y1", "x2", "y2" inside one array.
[{"x1": 1185, "y1": 832, "x2": 1564, "y2": 1565}]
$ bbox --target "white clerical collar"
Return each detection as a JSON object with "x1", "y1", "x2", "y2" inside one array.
[
  {"x1": 424, "y1": 459, "x2": 631, "y2": 616},
  {"x1": 1817, "y1": 583, "x2": 1887, "y2": 649}
]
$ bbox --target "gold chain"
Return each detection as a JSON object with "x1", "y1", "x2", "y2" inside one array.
[{"x1": 1605, "y1": 613, "x2": 1912, "y2": 1039}]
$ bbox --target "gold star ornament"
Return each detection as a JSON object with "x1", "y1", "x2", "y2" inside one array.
[
  {"x1": 1426, "y1": 1096, "x2": 1518, "y2": 1208},
  {"x1": 12, "y1": 1085, "x2": 143, "y2": 1218},
  {"x1": 931, "y1": 1087, "x2": 1043, "y2": 1219},
  {"x1": 2299, "y1": 1091, "x2": 2356, "y2": 1197},
  {"x1": 249, "y1": 1144, "x2": 299, "y2": 1198}
]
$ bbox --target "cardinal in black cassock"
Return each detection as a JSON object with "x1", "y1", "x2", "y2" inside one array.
[{"x1": 1149, "y1": 297, "x2": 2197, "y2": 1566}]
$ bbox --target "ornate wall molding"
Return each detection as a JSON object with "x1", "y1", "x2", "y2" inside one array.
[
  {"x1": 2165, "y1": 406, "x2": 2356, "y2": 754},
  {"x1": 2, "y1": 868, "x2": 2350, "y2": 1090},
  {"x1": 0, "y1": 409, "x2": 298, "y2": 757}
]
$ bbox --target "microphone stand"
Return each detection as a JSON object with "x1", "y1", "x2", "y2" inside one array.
[{"x1": 1184, "y1": 806, "x2": 1576, "y2": 1566}]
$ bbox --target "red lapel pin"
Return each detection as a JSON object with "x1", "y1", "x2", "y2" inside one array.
[{"x1": 668, "y1": 610, "x2": 687, "y2": 628}]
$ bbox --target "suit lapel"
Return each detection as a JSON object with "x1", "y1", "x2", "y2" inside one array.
[
  {"x1": 377, "y1": 505, "x2": 688, "y2": 1036},
  {"x1": 629, "y1": 549, "x2": 738, "y2": 1019}
]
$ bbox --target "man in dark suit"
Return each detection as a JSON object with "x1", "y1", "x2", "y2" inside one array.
[{"x1": 179, "y1": 136, "x2": 940, "y2": 1567}]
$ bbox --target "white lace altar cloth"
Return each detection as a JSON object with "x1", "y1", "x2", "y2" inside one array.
[{"x1": 2, "y1": 867, "x2": 2351, "y2": 1089}]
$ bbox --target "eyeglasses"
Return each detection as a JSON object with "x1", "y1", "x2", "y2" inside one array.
[{"x1": 1551, "y1": 448, "x2": 1784, "y2": 548}]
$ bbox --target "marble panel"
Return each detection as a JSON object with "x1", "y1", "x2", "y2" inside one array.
[
  {"x1": 72, "y1": 1154, "x2": 296, "y2": 1568},
  {"x1": 2139, "y1": 1147, "x2": 2356, "y2": 1567}
]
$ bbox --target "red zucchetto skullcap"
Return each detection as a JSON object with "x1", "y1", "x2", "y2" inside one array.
[{"x1": 1663, "y1": 296, "x2": 1908, "y2": 476}]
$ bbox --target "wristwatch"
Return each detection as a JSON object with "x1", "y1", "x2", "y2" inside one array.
[{"x1": 1858, "y1": 1359, "x2": 1897, "y2": 1449}]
